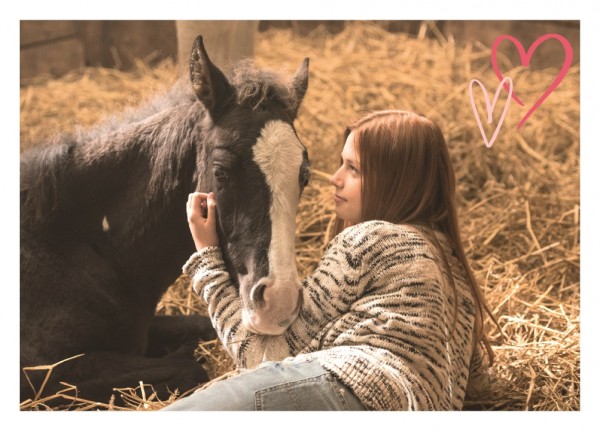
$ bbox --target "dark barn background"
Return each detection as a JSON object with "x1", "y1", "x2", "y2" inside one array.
[{"x1": 20, "y1": 20, "x2": 580, "y2": 85}]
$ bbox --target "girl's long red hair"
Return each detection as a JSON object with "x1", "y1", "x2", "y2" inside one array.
[{"x1": 332, "y1": 110, "x2": 499, "y2": 364}]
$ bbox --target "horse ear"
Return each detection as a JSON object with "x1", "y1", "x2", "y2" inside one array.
[
  {"x1": 289, "y1": 57, "x2": 309, "y2": 120},
  {"x1": 189, "y1": 35, "x2": 234, "y2": 120}
]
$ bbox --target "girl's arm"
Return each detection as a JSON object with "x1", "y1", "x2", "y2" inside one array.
[{"x1": 183, "y1": 228, "x2": 364, "y2": 369}]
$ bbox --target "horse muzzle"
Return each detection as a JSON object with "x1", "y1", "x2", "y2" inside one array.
[{"x1": 241, "y1": 276, "x2": 303, "y2": 335}]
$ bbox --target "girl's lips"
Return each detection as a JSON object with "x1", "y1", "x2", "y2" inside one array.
[{"x1": 334, "y1": 194, "x2": 346, "y2": 203}]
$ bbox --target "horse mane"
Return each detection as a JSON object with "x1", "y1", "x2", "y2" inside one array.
[
  {"x1": 20, "y1": 137, "x2": 77, "y2": 228},
  {"x1": 20, "y1": 81, "x2": 200, "y2": 231},
  {"x1": 228, "y1": 59, "x2": 297, "y2": 115},
  {"x1": 20, "y1": 59, "x2": 295, "y2": 232}
]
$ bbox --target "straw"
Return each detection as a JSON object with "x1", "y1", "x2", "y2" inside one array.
[{"x1": 20, "y1": 21, "x2": 579, "y2": 411}]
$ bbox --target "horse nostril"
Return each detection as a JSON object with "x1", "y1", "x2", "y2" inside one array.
[{"x1": 250, "y1": 283, "x2": 267, "y2": 309}]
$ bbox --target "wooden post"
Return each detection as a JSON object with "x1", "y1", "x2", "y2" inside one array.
[{"x1": 175, "y1": 20, "x2": 259, "y2": 71}]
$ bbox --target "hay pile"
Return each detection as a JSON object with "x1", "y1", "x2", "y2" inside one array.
[{"x1": 20, "y1": 21, "x2": 580, "y2": 411}]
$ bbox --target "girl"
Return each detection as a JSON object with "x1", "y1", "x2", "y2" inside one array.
[{"x1": 164, "y1": 110, "x2": 497, "y2": 411}]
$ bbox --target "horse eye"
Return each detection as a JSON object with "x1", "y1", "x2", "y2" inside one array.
[
  {"x1": 302, "y1": 170, "x2": 311, "y2": 187},
  {"x1": 300, "y1": 162, "x2": 311, "y2": 188},
  {"x1": 214, "y1": 167, "x2": 229, "y2": 181}
]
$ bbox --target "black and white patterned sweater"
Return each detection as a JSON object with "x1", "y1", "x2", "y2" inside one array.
[{"x1": 183, "y1": 220, "x2": 489, "y2": 410}]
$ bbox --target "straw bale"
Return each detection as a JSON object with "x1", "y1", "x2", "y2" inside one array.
[{"x1": 20, "y1": 21, "x2": 579, "y2": 411}]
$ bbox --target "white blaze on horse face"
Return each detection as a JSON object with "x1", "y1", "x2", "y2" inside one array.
[{"x1": 249, "y1": 120, "x2": 304, "y2": 334}]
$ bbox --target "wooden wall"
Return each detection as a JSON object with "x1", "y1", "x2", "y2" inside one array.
[
  {"x1": 20, "y1": 21, "x2": 85, "y2": 82},
  {"x1": 20, "y1": 20, "x2": 580, "y2": 85},
  {"x1": 441, "y1": 20, "x2": 580, "y2": 69},
  {"x1": 20, "y1": 21, "x2": 178, "y2": 84}
]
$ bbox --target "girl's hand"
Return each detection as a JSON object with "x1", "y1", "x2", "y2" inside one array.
[{"x1": 187, "y1": 192, "x2": 219, "y2": 251}]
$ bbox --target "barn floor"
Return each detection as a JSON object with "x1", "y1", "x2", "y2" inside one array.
[{"x1": 20, "y1": 21, "x2": 580, "y2": 411}]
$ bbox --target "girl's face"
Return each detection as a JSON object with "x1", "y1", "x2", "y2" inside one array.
[{"x1": 330, "y1": 132, "x2": 362, "y2": 225}]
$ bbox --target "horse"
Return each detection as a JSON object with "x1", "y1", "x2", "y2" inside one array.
[{"x1": 20, "y1": 35, "x2": 311, "y2": 407}]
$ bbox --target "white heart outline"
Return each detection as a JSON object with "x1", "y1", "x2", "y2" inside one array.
[{"x1": 469, "y1": 77, "x2": 513, "y2": 148}]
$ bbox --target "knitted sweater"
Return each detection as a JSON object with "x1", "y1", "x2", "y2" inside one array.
[{"x1": 183, "y1": 220, "x2": 488, "y2": 410}]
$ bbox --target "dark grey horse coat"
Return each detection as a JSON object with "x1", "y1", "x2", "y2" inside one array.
[{"x1": 20, "y1": 35, "x2": 310, "y2": 406}]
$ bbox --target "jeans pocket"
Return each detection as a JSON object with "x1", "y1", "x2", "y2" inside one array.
[{"x1": 255, "y1": 373, "x2": 349, "y2": 411}]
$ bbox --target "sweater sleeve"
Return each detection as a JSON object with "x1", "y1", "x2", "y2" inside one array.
[
  {"x1": 300, "y1": 222, "x2": 482, "y2": 410},
  {"x1": 182, "y1": 230, "x2": 365, "y2": 369}
]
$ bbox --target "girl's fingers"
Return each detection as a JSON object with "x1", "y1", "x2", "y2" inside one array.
[
  {"x1": 186, "y1": 191, "x2": 219, "y2": 250},
  {"x1": 188, "y1": 192, "x2": 214, "y2": 220},
  {"x1": 192, "y1": 193, "x2": 202, "y2": 212},
  {"x1": 206, "y1": 192, "x2": 216, "y2": 224}
]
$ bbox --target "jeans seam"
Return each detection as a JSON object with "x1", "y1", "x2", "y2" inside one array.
[
  {"x1": 254, "y1": 373, "x2": 336, "y2": 410},
  {"x1": 256, "y1": 373, "x2": 329, "y2": 395},
  {"x1": 326, "y1": 374, "x2": 350, "y2": 410}
]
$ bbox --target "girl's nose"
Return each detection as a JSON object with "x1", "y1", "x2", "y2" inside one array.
[{"x1": 329, "y1": 168, "x2": 343, "y2": 188}]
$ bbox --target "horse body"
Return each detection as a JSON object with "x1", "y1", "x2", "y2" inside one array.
[{"x1": 20, "y1": 36, "x2": 310, "y2": 406}]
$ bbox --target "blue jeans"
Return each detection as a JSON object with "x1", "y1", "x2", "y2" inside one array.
[{"x1": 163, "y1": 359, "x2": 366, "y2": 411}]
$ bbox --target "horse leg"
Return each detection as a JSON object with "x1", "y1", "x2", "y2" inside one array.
[{"x1": 145, "y1": 314, "x2": 216, "y2": 357}]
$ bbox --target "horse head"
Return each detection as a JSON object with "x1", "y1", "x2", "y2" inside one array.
[{"x1": 190, "y1": 36, "x2": 310, "y2": 335}]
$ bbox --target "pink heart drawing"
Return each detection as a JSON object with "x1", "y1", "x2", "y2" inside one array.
[
  {"x1": 491, "y1": 33, "x2": 573, "y2": 129},
  {"x1": 469, "y1": 77, "x2": 513, "y2": 148}
]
